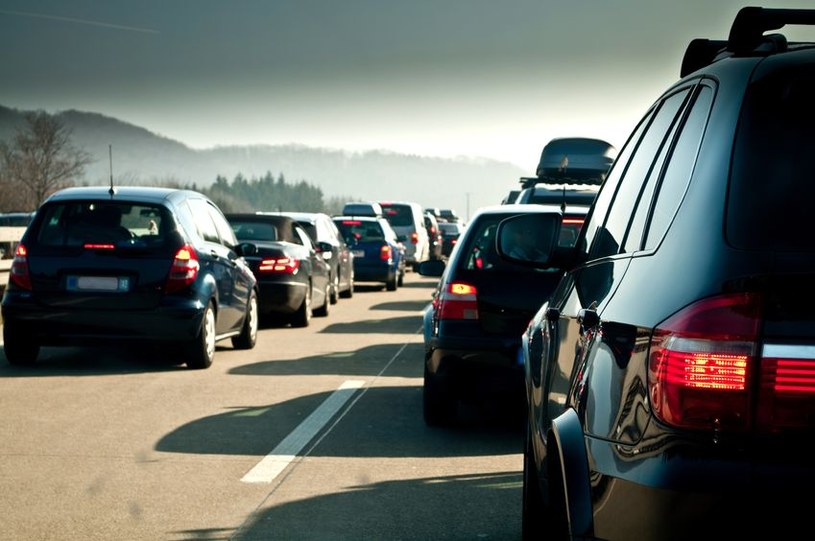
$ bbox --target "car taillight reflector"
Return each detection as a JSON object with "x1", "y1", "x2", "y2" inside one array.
[
  {"x1": 10, "y1": 243, "x2": 32, "y2": 291},
  {"x1": 259, "y1": 257, "x2": 300, "y2": 273},
  {"x1": 437, "y1": 281, "x2": 478, "y2": 320},
  {"x1": 410, "y1": 232, "x2": 419, "y2": 244},
  {"x1": 380, "y1": 245, "x2": 392, "y2": 261},
  {"x1": 648, "y1": 292, "x2": 761, "y2": 432},
  {"x1": 757, "y1": 352, "x2": 815, "y2": 432},
  {"x1": 166, "y1": 245, "x2": 200, "y2": 293}
]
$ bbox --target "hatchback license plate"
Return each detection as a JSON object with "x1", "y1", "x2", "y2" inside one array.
[
  {"x1": 352, "y1": 250, "x2": 365, "y2": 257},
  {"x1": 67, "y1": 276, "x2": 130, "y2": 292}
]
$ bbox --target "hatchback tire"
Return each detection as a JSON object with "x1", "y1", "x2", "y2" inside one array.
[
  {"x1": 329, "y1": 269, "x2": 340, "y2": 305},
  {"x1": 386, "y1": 273, "x2": 398, "y2": 291},
  {"x1": 232, "y1": 290, "x2": 258, "y2": 350},
  {"x1": 314, "y1": 281, "x2": 330, "y2": 317},
  {"x1": 3, "y1": 322, "x2": 39, "y2": 365},
  {"x1": 340, "y1": 272, "x2": 354, "y2": 299},
  {"x1": 186, "y1": 302, "x2": 216, "y2": 369},
  {"x1": 423, "y1": 365, "x2": 455, "y2": 426}
]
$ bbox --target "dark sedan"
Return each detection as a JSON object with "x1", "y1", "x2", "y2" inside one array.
[
  {"x1": 273, "y1": 211, "x2": 355, "y2": 302},
  {"x1": 1, "y1": 186, "x2": 258, "y2": 369},
  {"x1": 417, "y1": 204, "x2": 571, "y2": 426},
  {"x1": 226, "y1": 213, "x2": 330, "y2": 327}
]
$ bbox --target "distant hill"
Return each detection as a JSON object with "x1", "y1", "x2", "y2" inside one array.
[{"x1": 0, "y1": 105, "x2": 527, "y2": 216}]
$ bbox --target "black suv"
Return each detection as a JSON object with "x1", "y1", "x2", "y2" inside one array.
[
  {"x1": 1, "y1": 186, "x2": 258, "y2": 369},
  {"x1": 500, "y1": 7, "x2": 815, "y2": 540}
]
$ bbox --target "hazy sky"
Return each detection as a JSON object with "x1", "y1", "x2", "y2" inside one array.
[{"x1": 2, "y1": 0, "x2": 814, "y2": 172}]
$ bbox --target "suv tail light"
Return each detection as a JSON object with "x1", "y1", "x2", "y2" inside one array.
[
  {"x1": 648, "y1": 292, "x2": 761, "y2": 432},
  {"x1": 10, "y1": 243, "x2": 32, "y2": 291},
  {"x1": 436, "y1": 281, "x2": 478, "y2": 320},
  {"x1": 410, "y1": 232, "x2": 419, "y2": 244},
  {"x1": 757, "y1": 348, "x2": 815, "y2": 432},
  {"x1": 259, "y1": 257, "x2": 300, "y2": 274},
  {"x1": 166, "y1": 244, "x2": 200, "y2": 293}
]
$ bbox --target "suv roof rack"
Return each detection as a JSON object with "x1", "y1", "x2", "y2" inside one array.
[{"x1": 681, "y1": 6, "x2": 815, "y2": 77}]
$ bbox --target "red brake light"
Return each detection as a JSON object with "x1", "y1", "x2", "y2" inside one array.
[
  {"x1": 648, "y1": 292, "x2": 761, "y2": 432},
  {"x1": 380, "y1": 245, "x2": 392, "y2": 261},
  {"x1": 342, "y1": 220, "x2": 362, "y2": 225},
  {"x1": 166, "y1": 245, "x2": 200, "y2": 293},
  {"x1": 410, "y1": 232, "x2": 419, "y2": 244},
  {"x1": 436, "y1": 281, "x2": 478, "y2": 320},
  {"x1": 83, "y1": 243, "x2": 116, "y2": 250},
  {"x1": 10, "y1": 243, "x2": 32, "y2": 291},
  {"x1": 757, "y1": 350, "x2": 815, "y2": 431},
  {"x1": 259, "y1": 256, "x2": 300, "y2": 274}
]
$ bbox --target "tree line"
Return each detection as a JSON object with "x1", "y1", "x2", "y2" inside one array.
[{"x1": 0, "y1": 110, "x2": 353, "y2": 216}]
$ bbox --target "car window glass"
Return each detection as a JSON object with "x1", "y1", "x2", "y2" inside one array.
[
  {"x1": 625, "y1": 84, "x2": 701, "y2": 252},
  {"x1": 590, "y1": 88, "x2": 690, "y2": 259},
  {"x1": 644, "y1": 84, "x2": 713, "y2": 250},
  {"x1": 581, "y1": 111, "x2": 652, "y2": 259},
  {"x1": 294, "y1": 226, "x2": 312, "y2": 248},
  {"x1": 728, "y1": 66, "x2": 815, "y2": 251},
  {"x1": 208, "y1": 204, "x2": 238, "y2": 247},
  {"x1": 188, "y1": 198, "x2": 220, "y2": 243}
]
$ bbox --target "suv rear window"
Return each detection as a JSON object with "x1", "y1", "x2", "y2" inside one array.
[
  {"x1": 380, "y1": 204, "x2": 413, "y2": 227},
  {"x1": 729, "y1": 65, "x2": 815, "y2": 251},
  {"x1": 34, "y1": 202, "x2": 169, "y2": 247}
]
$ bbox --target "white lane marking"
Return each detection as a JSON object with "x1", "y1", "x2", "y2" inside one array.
[{"x1": 241, "y1": 379, "x2": 366, "y2": 484}]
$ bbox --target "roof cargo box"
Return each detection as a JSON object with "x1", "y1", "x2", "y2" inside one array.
[{"x1": 535, "y1": 137, "x2": 616, "y2": 185}]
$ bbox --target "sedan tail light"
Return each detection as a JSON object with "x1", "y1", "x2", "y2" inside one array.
[
  {"x1": 436, "y1": 281, "x2": 478, "y2": 320},
  {"x1": 165, "y1": 244, "x2": 200, "y2": 293},
  {"x1": 259, "y1": 257, "x2": 300, "y2": 274},
  {"x1": 9, "y1": 243, "x2": 32, "y2": 291}
]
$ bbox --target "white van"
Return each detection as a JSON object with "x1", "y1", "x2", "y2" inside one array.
[{"x1": 378, "y1": 201, "x2": 430, "y2": 270}]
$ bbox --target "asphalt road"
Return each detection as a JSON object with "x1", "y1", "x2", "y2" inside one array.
[{"x1": 0, "y1": 270, "x2": 524, "y2": 541}]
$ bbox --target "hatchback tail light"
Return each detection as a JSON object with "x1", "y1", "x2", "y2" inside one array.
[
  {"x1": 380, "y1": 245, "x2": 392, "y2": 261},
  {"x1": 9, "y1": 243, "x2": 32, "y2": 291},
  {"x1": 165, "y1": 244, "x2": 200, "y2": 293},
  {"x1": 757, "y1": 349, "x2": 815, "y2": 432},
  {"x1": 648, "y1": 292, "x2": 761, "y2": 432},
  {"x1": 436, "y1": 281, "x2": 478, "y2": 320},
  {"x1": 259, "y1": 257, "x2": 300, "y2": 274}
]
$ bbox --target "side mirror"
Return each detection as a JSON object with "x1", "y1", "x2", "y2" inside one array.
[
  {"x1": 417, "y1": 259, "x2": 445, "y2": 277},
  {"x1": 496, "y1": 212, "x2": 562, "y2": 267}
]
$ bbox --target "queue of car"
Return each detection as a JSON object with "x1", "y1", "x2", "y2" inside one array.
[{"x1": 5, "y1": 6, "x2": 815, "y2": 539}]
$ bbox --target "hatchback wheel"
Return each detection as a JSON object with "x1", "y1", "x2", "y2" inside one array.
[
  {"x1": 386, "y1": 272, "x2": 398, "y2": 291},
  {"x1": 3, "y1": 322, "x2": 39, "y2": 366},
  {"x1": 522, "y1": 425, "x2": 545, "y2": 540},
  {"x1": 187, "y1": 302, "x2": 216, "y2": 369},
  {"x1": 423, "y1": 365, "x2": 455, "y2": 426},
  {"x1": 232, "y1": 290, "x2": 258, "y2": 350}
]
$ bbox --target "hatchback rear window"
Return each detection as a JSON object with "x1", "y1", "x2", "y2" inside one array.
[
  {"x1": 34, "y1": 201, "x2": 169, "y2": 247},
  {"x1": 729, "y1": 64, "x2": 815, "y2": 251}
]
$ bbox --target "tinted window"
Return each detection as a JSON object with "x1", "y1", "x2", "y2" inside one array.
[
  {"x1": 188, "y1": 199, "x2": 220, "y2": 243},
  {"x1": 644, "y1": 84, "x2": 712, "y2": 250},
  {"x1": 729, "y1": 65, "x2": 815, "y2": 251},
  {"x1": 380, "y1": 204, "x2": 414, "y2": 227},
  {"x1": 35, "y1": 201, "x2": 168, "y2": 247},
  {"x1": 589, "y1": 88, "x2": 691, "y2": 259},
  {"x1": 231, "y1": 220, "x2": 279, "y2": 241}
]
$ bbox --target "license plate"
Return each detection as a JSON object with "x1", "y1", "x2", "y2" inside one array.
[
  {"x1": 67, "y1": 276, "x2": 130, "y2": 292},
  {"x1": 352, "y1": 250, "x2": 365, "y2": 257}
]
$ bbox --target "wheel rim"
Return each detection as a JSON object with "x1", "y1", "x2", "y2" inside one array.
[
  {"x1": 249, "y1": 294, "x2": 258, "y2": 341},
  {"x1": 203, "y1": 306, "x2": 216, "y2": 361}
]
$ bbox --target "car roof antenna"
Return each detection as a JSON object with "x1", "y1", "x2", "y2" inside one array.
[{"x1": 108, "y1": 144, "x2": 116, "y2": 196}]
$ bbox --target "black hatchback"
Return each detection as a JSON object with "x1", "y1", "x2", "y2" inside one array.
[
  {"x1": 1, "y1": 186, "x2": 259, "y2": 369},
  {"x1": 502, "y1": 7, "x2": 815, "y2": 540}
]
